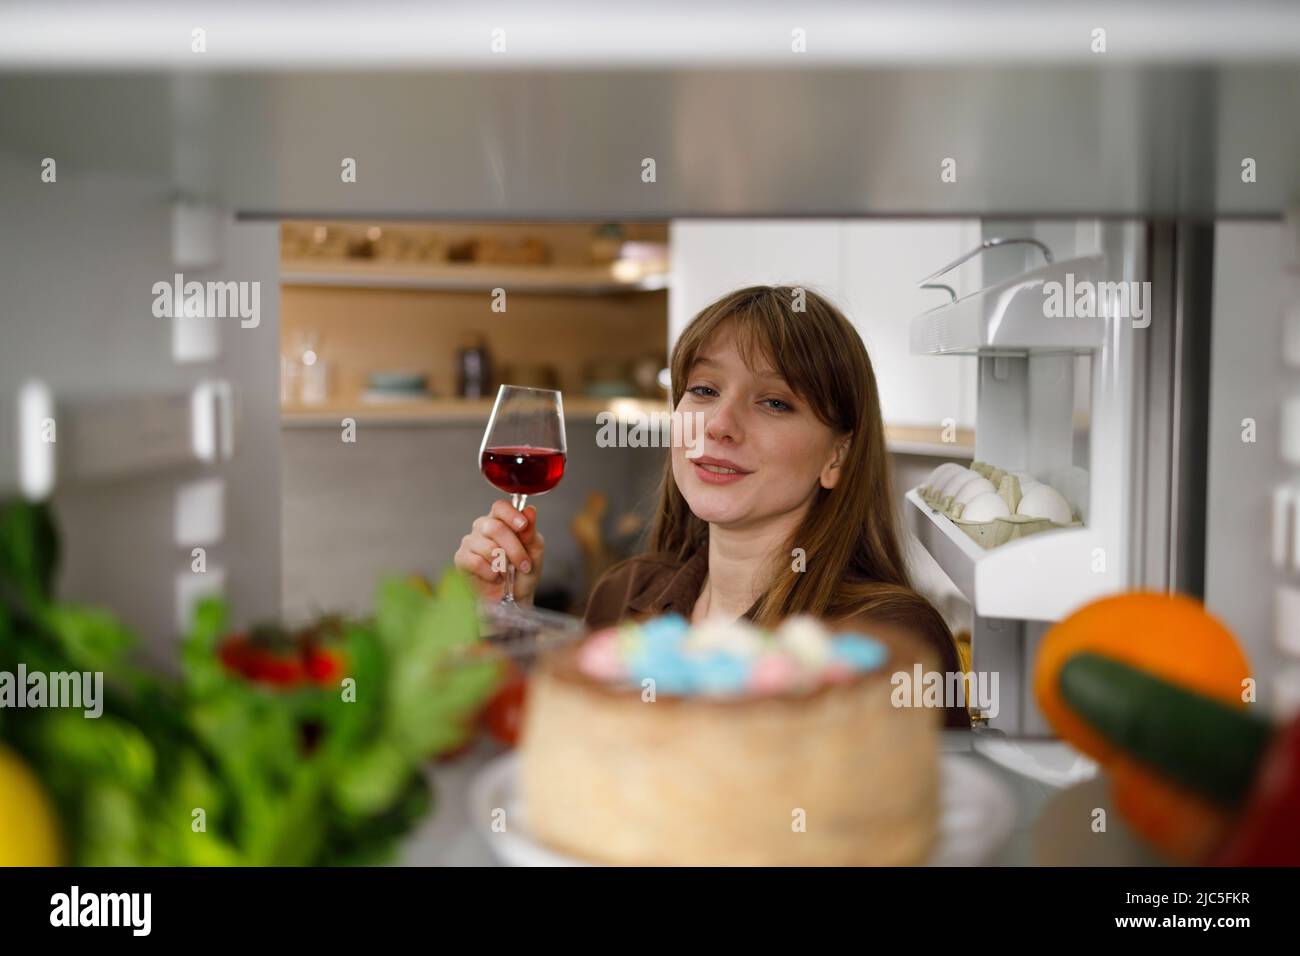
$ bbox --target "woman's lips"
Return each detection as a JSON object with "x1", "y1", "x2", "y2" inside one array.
[{"x1": 691, "y1": 457, "x2": 751, "y2": 486}]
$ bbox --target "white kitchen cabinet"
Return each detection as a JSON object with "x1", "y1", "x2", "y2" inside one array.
[
  {"x1": 840, "y1": 221, "x2": 980, "y2": 429},
  {"x1": 669, "y1": 220, "x2": 847, "y2": 342},
  {"x1": 668, "y1": 219, "x2": 979, "y2": 428}
]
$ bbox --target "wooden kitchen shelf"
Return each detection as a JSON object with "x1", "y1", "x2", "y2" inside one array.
[
  {"x1": 884, "y1": 425, "x2": 975, "y2": 458},
  {"x1": 281, "y1": 402, "x2": 975, "y2": 457},
  {"x1": 280, "y1": 396, "x2": 669, "y2": 427},
  {"x1": 280, "y1": 259, "x2": 669, "y2": 295},
  {"x1": 905, "y1": 488, "x2": 1118, "y2": 622}
]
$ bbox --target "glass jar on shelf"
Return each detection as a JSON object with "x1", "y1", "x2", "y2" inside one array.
[
  {"x1": 280, "y1": 352, "x2": 302, "y2": 404},
  {"x1": 286, "y1": 330, "x2": 330, "y2": 405}
]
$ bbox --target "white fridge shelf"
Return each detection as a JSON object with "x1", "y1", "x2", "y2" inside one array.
[
  {"x1": 910, "y1": 254, "x2": 1108, "y2": 356},
  {"x1": 905, "y1": 489, "x2": 1117, "y2": 622}
]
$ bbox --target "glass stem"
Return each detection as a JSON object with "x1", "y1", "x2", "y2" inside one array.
[{"x1": 503, "y1": 493, "x2": 530, "y2": 605}]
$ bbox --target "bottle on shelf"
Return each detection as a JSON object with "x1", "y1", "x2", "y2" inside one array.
[{"x1": 455, "y1": 332, "x2": 493, "y2": 399}]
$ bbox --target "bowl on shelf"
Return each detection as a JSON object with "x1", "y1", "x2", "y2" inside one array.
[
  {"x1": 367, "y1": 371, "x2": 428, "y2": 391},
  {"x1": 363, "y1": 370, "x2": 431, "y2": 403},
  {"x1": 583, "y1": 381, "x2": 638, "y2": 399},
  {"x1": 582, "y1": 359, "x2": 636, "y2": 398}
]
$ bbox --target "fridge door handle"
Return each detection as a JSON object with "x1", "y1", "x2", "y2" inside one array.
[{"x1": 916, "y1": 236, "x2": 1054, "y2": 289}]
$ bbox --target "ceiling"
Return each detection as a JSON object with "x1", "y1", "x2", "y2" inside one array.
[{"x1": 5, "y1": 1, "x2": 1300, "y2": 68}]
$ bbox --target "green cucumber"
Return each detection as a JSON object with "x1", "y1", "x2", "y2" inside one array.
[{"x1": 1058, "y1": 653, "x2": 1274, "y2": 807}]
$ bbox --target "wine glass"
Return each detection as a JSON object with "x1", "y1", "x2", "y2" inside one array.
[{"x1": 479, "y1": 385, "x2": 567, "y2": 607}]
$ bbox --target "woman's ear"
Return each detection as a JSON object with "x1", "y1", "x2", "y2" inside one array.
[{"x1": 819, "y1": 434, "x2": 852, "y2": 490}]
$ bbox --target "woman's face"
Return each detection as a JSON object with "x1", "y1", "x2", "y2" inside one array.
[{"x1": 671, "y1": 329, "x2": 848, "y2": 532}]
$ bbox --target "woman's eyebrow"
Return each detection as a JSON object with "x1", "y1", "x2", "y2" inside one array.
[
  {"x1": 751, "y1": 368, "x2": 789, "y2": 387},
  {"x1": 692, "y1": 355, "x2": 788, "y2": 387}
]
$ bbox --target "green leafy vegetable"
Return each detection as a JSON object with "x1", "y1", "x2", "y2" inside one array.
[{"x1": 0, "y1": 499, "x2": 501, "y2": 866}]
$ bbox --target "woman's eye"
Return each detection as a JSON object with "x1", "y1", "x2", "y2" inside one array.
[
  {"x1": 761, "y1": 398, "x2": 793, "y2": 412},
  {"x1": 687, "y1": 385, "x2": 718, "y2": 398}
]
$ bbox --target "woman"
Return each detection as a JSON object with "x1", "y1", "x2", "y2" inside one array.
[{"x1": 455, "y1": 285, "x2": 970, "y2": 728}]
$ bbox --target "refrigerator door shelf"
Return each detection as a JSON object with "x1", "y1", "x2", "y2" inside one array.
[
  {"x1": 910, "y1": 255, "x2": 1109, "y2": 356},
  {"x1": 906, "y1": 489, "x2": 1119, "y2": 622}
]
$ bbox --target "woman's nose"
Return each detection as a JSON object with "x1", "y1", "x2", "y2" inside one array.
[{"x1": 704, "y1": 398, "x2": 743, "y2": 445}]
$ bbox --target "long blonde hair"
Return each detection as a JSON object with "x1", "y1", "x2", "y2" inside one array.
[{"x1": 650, "y1": 286, "x2": 958, "y2": 668}]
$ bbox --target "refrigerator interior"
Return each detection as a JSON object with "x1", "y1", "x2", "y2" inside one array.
[{"x1": 0, "y1": 66, "x2": 1296, "y2": 725}]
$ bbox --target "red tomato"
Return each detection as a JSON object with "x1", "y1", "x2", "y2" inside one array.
[
  {"x1": 218, "y1": 635, "x2": 250, "y2": 672},
  {"x1": 304, "y1": 646, "x2": 347, "y2": 685},
  {"x1": 483, "y1": 676, "x2": 528, "y2": 747},
  {"x1": 218, "y1": 635, "x2": 307, "y2": 687},
  {"x1": 219, "y1": 622, "x2": 350, "y2": 690},
  {"x1": 254, "y1": 650, "x2": 306, "y2": 686}
]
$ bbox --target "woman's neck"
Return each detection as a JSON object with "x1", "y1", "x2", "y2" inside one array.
[{"x1": 694, "y1": 509, "x2": 806, "y2": 622}]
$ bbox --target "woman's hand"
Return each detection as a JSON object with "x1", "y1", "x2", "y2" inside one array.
[{"x1": 454, "y1": 501, "x2": 545, "y2": 605}]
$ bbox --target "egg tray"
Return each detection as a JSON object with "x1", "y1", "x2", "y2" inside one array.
[{"x1": 917, "y1": 484, "x2": 1083, "y2": 550}]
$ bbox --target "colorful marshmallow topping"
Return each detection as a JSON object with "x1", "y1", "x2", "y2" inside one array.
[{"x1": 576, "y1": 613, "x2": 887, "y2": 698}]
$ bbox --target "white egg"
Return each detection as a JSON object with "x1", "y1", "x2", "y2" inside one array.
[
  {"x1": 1054, "y1": 467, "x2": 1090, "y2": 515},
  {"x1": 953, "y1": 476, "x2": 997, "y2": 507},
  {"x1": 941, "y1": 468, "x2": 982, "y2": 499},
  {"x1": 1016, "y1": 484, "x2": 1073, "y2": 524},
  {"x1": 924, "y1": 462, "x2": 963, "y2": 494},
  {"x1": 1011, "y1": 471, "x2": 1041, "y2": 491},
  {"x1": 961, "y1": 492, "x2": 1011, "y2": 522}
]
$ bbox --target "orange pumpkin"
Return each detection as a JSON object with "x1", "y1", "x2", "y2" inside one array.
[{"x1": 1034, "y1": 591, "x2": 1252, "y2": 766}]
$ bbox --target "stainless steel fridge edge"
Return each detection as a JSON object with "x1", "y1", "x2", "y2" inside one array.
[{"x1": 1137, "y1": 222, "x2": 1214, "y2": 598}]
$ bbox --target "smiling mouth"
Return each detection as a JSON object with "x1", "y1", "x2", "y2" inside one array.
[{"x1": 691, "y1": 458, "x2": 751, "y2": 482}]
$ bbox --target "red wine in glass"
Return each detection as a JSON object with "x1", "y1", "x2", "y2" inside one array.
[
  {"x1": 479, "y1": 385, "x2": 567, "y2": 606},
  {"x1": 480, "y1": 446, "x2": 566, "y2": 496}
]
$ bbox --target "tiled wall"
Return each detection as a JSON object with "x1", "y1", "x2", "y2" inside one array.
[
  {"x1": 280, "y1": 419, "x2": 666, "y2": 621},
  {"x1": 281, "y1": 421, "x2": 971, "y2": 636}
]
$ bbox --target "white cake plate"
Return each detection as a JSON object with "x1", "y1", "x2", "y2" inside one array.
[
  {"x1": 467, "y1": 752, "x2": 1016, "y2": 866},
  {"x1": 970, "y1": 732, "x2": 1099, "y2": 789}
]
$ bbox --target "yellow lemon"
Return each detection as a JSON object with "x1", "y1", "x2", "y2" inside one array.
[{"x1": 0, "y1": 742, "x2": 63, "y2": 866}]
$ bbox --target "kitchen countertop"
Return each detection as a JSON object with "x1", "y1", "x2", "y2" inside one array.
[{"x1": 398, "y1": 731, "x2": 1162, "y2": 866}]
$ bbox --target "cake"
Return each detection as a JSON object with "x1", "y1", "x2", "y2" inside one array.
[{"x1": 519, "y1": 614, "x2": 942, "y2": 866}]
